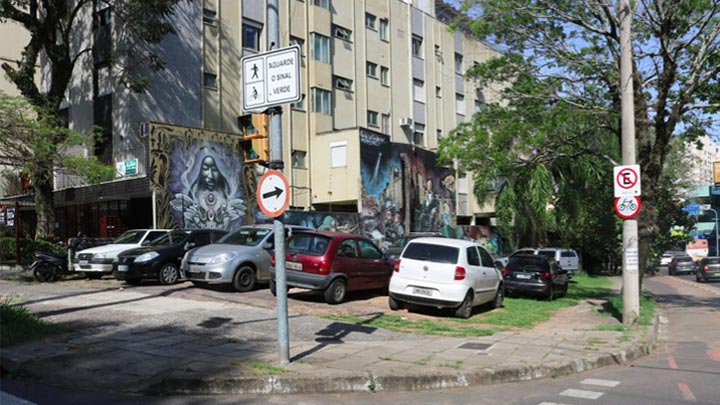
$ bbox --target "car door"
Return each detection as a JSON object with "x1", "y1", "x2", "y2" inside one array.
[
  {"x1": 334, "y1": 238, "x2": 363, "y2": 290},
  {"x1": 465, "y1": 246, "x2": 485, "y2": 303},
  {"x1": 478, "y1": 246, "x2": 500, "y2": 300},
  {"x1": 357, "y1": 238, "x2": 391, "y2": 289}
]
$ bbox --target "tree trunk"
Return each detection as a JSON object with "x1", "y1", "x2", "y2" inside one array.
[{"x1": 32, "y1": 167, "x2": 55, "y2": 239}]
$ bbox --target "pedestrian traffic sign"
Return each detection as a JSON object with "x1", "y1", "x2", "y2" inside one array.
[
  {"x1": 614, "y1": 196, "x2": 641, "y2": 219},
  {"x1": 256, "y1": 170, "x2": 290, "y2": 218},
  {"x1": 242, "y1": 46, "x2": 301, "y2": 112},
  {"x1": 613, "y1": 164, "x2": 641, "y2": 197}
]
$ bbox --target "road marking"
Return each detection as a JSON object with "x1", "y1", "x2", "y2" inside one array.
[
  {"x1": 707, "y1": 349, "x2": 720, "y2": 361},
  {"x1": 581, "y1": 378, "x2": 621, "y2": 387},
  {"x1": 668, "y1": 355, "x2": 679, "y2": 369},
  {"x1": 678, "y1": 382, "x2": 697, "y2": 402},
  {"x1": 559, "y1": 389, "x2": 604, "y2": 400},
  {"x1": 539, "y1": 403, "x2": 572, "y2": 405}
]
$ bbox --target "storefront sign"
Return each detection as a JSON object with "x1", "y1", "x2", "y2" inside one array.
[{"x1": 116, "y1": 159, "x2": 138, "y2": 177}]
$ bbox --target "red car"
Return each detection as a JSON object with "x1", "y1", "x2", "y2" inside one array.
[{"x1": 270, "y1": 230, "x2": 394, "y2": 304}]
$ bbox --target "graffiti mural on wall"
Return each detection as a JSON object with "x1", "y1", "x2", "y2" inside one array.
[
  {"x1": 149, "y1": 122, "x2": 259, "y2": 230},
  {"x1": 359, "y1": 129, "x2": 461, "y2": 249},
  {"x1": 282, "y1": 211, "x2": 360, "y2": 233}
]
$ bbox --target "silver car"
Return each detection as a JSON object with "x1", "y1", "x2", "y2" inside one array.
[{"x1": 181, "y1": 224, "x2": 307, "y2": 292}]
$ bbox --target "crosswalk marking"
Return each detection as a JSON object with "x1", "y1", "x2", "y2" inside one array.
[
  {"x1": 581, "y1": 378, "x2": 621, "y2": 387},
  {"x1": 678, "y1": 382, "x2": 697, "y2": 402},
  {"x1": 559, "y1": 388, "x2": 605, "y2": 400}
]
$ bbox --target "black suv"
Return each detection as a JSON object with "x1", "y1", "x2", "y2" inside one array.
[
  {"x1": 668, "y1": 255, "x2": 697, "y2": 276},
  {"x1": 114, "y1": 229, "x2": 227, "y2": 285},
  {"x1": 502, "y1": 254, "x2": 569, "y2": 300}
]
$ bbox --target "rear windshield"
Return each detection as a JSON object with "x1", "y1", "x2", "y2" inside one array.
[
  {"x1": 287, "y1": 233, "x2": 331, "y2": 256},
  {"x1": 507, "y1": 256, "x2": 550, "y2": 272},
  {"x1": 151, "y1": 230, "x2": 189, "y2": 245},
  {"x1": 675, "y1": 257, "x2": 693, "y2": 262},
  {"x1": 704, "y1": 257, "x2": 720, "y2": 264},
  {"x1": 537, "y1": 250, "x2": 556, "y2": 259},
  {"x1": 402, "y1": 242, "x2": 459, "y2": 264},
  {"x1": 219, "y1": 228, "x2": 270, "y2": 246}
]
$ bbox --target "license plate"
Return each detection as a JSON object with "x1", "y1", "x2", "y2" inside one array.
[
  {"x1": 79, "y1": 260, "x2": 89, "y2": 266},
  {"x1": 412, "y1": 287, "x2": 433, "y2": 297},
  {"x1": 515, "y1": 273, "x2": 532, "y2": 279},
  {"x1": 286, "y1": 261, "x2": 302, "y2": 270},
  {"x1": 117, "y1": 265, "x2": 129, "y2": 272}
]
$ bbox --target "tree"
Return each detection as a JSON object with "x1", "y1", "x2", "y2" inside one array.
[
  {"x1": 0, "y1": 0, "x2": 186, "y2": 238},
  {"x1": 443, "y1": 0, "x2": 720, "y2": 274}
]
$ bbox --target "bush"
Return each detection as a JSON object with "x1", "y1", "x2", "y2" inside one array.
[{"x1": 0, "y1": 237, "x2": 67, "y2": 264}]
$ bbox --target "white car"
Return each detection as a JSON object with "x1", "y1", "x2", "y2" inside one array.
[
  {"x1": 388, "y1": 237, "x2": 504, "y2": 318},
  {"x1": 74, "y1": 229, "x2": 170, "y2": 279}
]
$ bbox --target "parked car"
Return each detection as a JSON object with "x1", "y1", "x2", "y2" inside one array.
[
  {"x1": 696, "y1": 256, "x2": 720, "y2": 283},
  {"x1": 660, "y1": 250, "x2": 686, "y2": 268},
  {"x1": 502, "y1": 254, "x2": 569, "y2": 300},
  {"x1": 388, "y1": 237, "x2": 504, "y2": 318},
  {"x1": 383, "y1": 232, "x2": 442, "y2": 260},
  {"x1": 669, "y1": 255, "x2": 697, "y2": 275},
  {"x1": 113, "y1": 229, "x2": 227, "y2": 285},
  {"x1": 510, "y1": 247, "x2": 581, "y2": 275},
  {"x1": 270, "y1": 230, "x2": 394, "y2": 304},
  {"x1": 74, "y1": 229, "x2": 171, "y2": 279},
  {"x1": 181, "y1": 224, "x2": 308, "y2": 292}
]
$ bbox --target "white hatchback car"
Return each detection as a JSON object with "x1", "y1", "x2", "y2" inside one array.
[{"x1": 388, "y1": 237, "x2": 504, "y2": 318}]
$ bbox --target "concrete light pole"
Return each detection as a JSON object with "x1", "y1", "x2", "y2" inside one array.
[{"x1": 619, "y1": 0, "x2": 640, "y2": 325}]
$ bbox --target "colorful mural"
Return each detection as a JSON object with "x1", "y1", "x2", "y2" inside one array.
[
  {"x1": 359, "y1": 129, "x2": 461, "y2": 249},
  {"x1": 149, "y1": 122, "x2": 259, "y2": 230}
]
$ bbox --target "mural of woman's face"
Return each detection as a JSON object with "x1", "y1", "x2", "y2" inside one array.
[{"x1": 200, "y1": 156, "x2": 220, "y2": 191}]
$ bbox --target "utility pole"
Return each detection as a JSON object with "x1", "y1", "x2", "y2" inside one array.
[{"x1": 619, "y1": 0, "x2": 640, "y2": 325}]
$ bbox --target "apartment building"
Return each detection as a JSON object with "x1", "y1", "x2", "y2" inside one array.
[{"x1": 44, "y1": 0, "x2": 503, "y2": 243}]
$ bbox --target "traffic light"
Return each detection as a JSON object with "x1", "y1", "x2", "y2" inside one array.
[{"x1": 239, "y1": 114, "x2": 269, "y2": 164}]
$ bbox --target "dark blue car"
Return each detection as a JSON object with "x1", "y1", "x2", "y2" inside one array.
[{"x1": 114, "y1": 229, "x2": 227, "y2": 285}]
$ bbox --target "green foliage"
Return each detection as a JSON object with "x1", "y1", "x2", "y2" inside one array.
[
  {"x1": 0, "y1": 297, "x2": 65, "y2": 347},
  {"x1": 0, "y1": 237, "x2": 66, "y2": 263}
]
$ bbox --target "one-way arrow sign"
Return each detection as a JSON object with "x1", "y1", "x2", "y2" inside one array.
[{"x1": 257, "y1": 170, "x2": 290, "y2": 218}]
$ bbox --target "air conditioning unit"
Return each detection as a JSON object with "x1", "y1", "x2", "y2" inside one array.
[{"x1": 399, "y1": 117, "x2": 414, "y2": 127}]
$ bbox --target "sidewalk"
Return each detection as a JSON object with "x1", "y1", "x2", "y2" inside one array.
[{"x1": 0, "y1": 276, "x2": 658, "y2": 396}]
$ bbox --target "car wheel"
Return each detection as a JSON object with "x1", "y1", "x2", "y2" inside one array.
[
  {"x1": 33, "y1": 264, "x2": 56, "y2": 283},
  {"x1": 388, "y1": 295, "x2": 404, "y2": 310},
  {"x1": 696, "y1": 273, "x2": 702, "y2": 282},
  {"x1": 454, "y1": 292, "x2": 473, "y2": 319},
  {"x1": 324, "y1": 278, "x2": 346, "y2": 304},
  {"x1": 159, "y1": 263, "x2": 179, "y2": 285},
  {"x1": 233, "y1": 266, "x2": 256, "y2": 292},
  {"x1": 491, "y1": 286, "x2": 504, "y2": 309},
  {"x1": 86, "y1": 273, "x2": 103, "y2": 280}
]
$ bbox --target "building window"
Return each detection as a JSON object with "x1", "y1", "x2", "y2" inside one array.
[
  {"x1": 242, "y1": 21, "x2": 262, "y2": 50},
  {"x1": 435, "y1": 45, "x2": 443, "y2": 63},
  {"x1": 413, "y1": 79, "x2": 425, "y2": 103},
  {"x1": 292, "y1": 94, "x2": 306, "y2": 110},
  {"x1": 96, "y1": 7, "x2": 111, "y2": 27},
  {"x1": 312, "y1": 0, "x2": 328, "y2": 9},
  {"x1": 456, "y1": 93, "x2": 465, "y2": 115},
  {"x1": 333, "y1": 25, "x2": 352, "y2": 42},
  {"x1": 290, "y1": 36, "x2": 305, "y2": 56},
  {"x1": 380, "y1": 66, "x2": 389, "y2": 86},
  {"x1": 413, "y1": 123, "x2": 425, "y2": 147},
  {"x1": 330, "y1": 141, "x2": 348, "y2": 168},
  {"x1": 366, "y1": 62, "x2": 378, "y2": 78},
  {"x1": 333, "y1": 76, "x2": 353, "y2": 91},
  {"x1": 454, "y1": 52, "x2": 463, "y2": 74},
  {"x1": 382, "y1": 114, "x2": 390, "y2": 134},
  {"x1": 292, "y1": 150, "x2": 307, "y2": 168},
  {"x1": 203, "y1": 8, "x2": 217, "y2": 25},
  {"x1": 379, "y1": 19, "x2": 389, "y2": 41},
  {"x1": 436, "y1": 86, "x2": 442, "y2": 98},
  {"x1": 311, "y1": 87, "x2": 331, "y2": 114},
  {"x1": 412, "y1": 35, "x2": 423, "y2": 58},
  {"x1": 203, "y1": 72, "x2": 217, "y2": 88},
  {"x1": 311, "y1": 33, "x2": 330, "y2": 63},
  {"x1": 365, "y1": 13, "x2": 377, "y2": 30},
  {"x1": 437, "y1": 129, "x2": 443, "y2": 142},
  {"x1": 367, "y1": 110, "x2": 379, "y2": 127}
]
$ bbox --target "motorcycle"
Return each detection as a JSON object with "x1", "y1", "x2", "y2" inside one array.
[{"x1": 31, "y1": 250, "x2": 70, "y2": 282}]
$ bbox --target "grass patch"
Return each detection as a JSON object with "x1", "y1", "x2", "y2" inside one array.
[
  {"x1": 415, "y1": 355, "x2": 432, "y2": 365},
  {"x1": 439, "y1": 361, "x2": 463, "y2": 369},
  {"x1": 5, "y1": 275, "x2": 35, "y2": 283},
  {"x1": 604, "y1": 292, "x2": 656, "y2": 326},
  {"x1": 0, "y1": 297, "x2": 65, "y2": 347},
  {"x1": 585, "y1": 337, "x2": 608, "y2": 345},
  {"x1": 229, "y1": 360, "x2": 291, "y2": 376},
  {"x1": 323, "y1": 273, "x2": 616, "y2": 337}
]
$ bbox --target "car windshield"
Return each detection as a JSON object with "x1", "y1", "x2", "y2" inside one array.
[
  {"x1": 218, "y1": 228, "x2": 270, "y2": 246},
  {"x1": 287, "y1": 233, "x2": 331, "y2": 256},
  {"x1": 150, "y1": 230, "x2": 189, "y2": 246},
  {"x1": 402, "y1": 242, "x2": 458, "y2": 264},
  {"x1": 114, "y1": 230, "x2": 147, "y2": 244},
  {"x1": 507, "y1": 256, "x2": 550, "y2": 272}
]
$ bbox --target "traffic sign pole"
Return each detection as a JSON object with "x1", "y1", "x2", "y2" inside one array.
[{"x1": 268, "y1": 0, "x2": 290, "y2": 365}]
